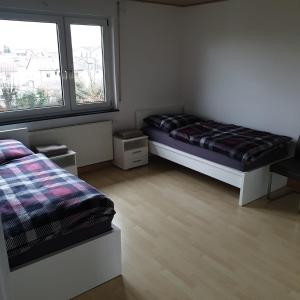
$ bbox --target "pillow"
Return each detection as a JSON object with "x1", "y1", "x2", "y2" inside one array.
[
  {"x1": 0, "y1": 139, "x2": 33, "y2": 164},
  {"x1": 144, "y1": 114, "x2": 200, "y2": 132}
]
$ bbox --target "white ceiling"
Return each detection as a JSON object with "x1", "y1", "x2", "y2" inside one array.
[{"x1": 133, "y1": 0, "x2": 226, "y2": 7}]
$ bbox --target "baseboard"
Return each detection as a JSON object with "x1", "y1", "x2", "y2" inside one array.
[{"x1": 78, "y1": 161, "x2": 113, "y2": 175}]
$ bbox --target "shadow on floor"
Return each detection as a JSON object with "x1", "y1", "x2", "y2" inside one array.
[
  {"x1": 74, "y1": 276, "x2": 143, "y2": 300},
  {"x1": 247, "y1": 190, "x2": 300, "y2": 219}
]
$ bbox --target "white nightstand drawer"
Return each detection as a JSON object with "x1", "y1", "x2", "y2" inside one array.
[
  {"x1": 124, "y1": 147, "x2": 148, "y2": 161},
  {"x1": 124, "y1": 139, "x2": 147, "y2": 151},
  {"x1": 49, "y1": 151, "x2": 78, "y2": 176},
  {"x1": 124, "y1": 156, "x2": 148, "y2": 169}
]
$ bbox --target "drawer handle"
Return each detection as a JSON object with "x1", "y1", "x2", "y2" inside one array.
[
  {"x1": 132, "y1": 150, "x2": 142, "y2": 154},
  {"x1": 133, "y1": 160, "x2": 142, "y2": 163}
]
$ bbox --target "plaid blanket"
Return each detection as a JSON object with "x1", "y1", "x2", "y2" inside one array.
[
  {"x1": 144, "y1": 114, "x2": 201, "y2": 132},
  {"x1": 0, "y1": 153, "x2": 115, "y2": 259},
  {"x1": 170, "y1": 121, "x2": 292, "y2": 166},
  {"x1": 0, "y1": 139, "x2": 33, "y2": 164}
]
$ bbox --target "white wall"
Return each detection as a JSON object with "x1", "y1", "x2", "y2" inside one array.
[
  {"x1": 1, "y1": 0, "x2": 298, "y2": 142},
  {"x1": 182, "y1": 0, "x2": 300, "y2": 139},
  {"x1": 0, "y1": 0, "x2": 181, "y2": 133},
  {"x1": 114, "y1": 0, "x2": 181, "y2": 131}
]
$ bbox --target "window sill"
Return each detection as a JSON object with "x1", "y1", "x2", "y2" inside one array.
[{"x1": 0, "y1": 108, "x2": 120, "y2": 126}]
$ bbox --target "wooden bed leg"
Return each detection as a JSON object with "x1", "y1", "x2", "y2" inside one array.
[{"x1": 239, "y1": 166, "x2": 287, "y2": 206}]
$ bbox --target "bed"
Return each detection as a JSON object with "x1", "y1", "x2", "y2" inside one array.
[
  {"x1": 136, "y1": 105, "x2": 291, "y2": 206},
  {"x1": 0, "y1": 128, "x2": 121, "y2": 300}
]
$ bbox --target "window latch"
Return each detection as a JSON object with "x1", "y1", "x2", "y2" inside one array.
[{"x1": 63, "y1": 69, "x2": 74, "y2": 80}]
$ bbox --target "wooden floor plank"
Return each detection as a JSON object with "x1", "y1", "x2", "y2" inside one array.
[{"x1": 75, "y1": 158, "x2": 300, "y2": 300}]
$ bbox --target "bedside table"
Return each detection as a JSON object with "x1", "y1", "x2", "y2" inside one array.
[
  {"x1": 49, "y1": 150, "x2": 78, "y2": 176},
  {"x1": 113, "y1": 135, "x2": 148, "y2": 170}
]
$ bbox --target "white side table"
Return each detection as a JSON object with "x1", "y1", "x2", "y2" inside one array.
[
  {"x1": 113, "y1": 135, "x2": 148, "y2": 170},
  {"x1": 49, "y1": 150, "x2": 78, "y2": 176}
]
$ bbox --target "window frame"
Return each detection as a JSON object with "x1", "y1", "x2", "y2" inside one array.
[
  {"x1": 0, "y1": 11, "x2": 116, "y2": 124},
  {"x1": 64, "y1": 17, "x2": 114, "y2": 112}
]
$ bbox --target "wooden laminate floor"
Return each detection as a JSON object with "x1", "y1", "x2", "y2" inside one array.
[{"x1": 76, "y1": 157, "x2": 300, "y2": 300}]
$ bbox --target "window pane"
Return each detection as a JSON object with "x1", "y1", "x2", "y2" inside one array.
[
  {"x1": 0, "y1": 20, "x2": 64, "y2": 113},
  {"x1": 70, "y1": 24, "x2": 105, "y2": 105}
]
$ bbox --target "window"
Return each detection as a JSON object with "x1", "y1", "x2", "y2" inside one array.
[
  {"x1": 0, "y1": 20, "x2": 64, "y2": 112},
  {"x1": 0, "y1": 13, "x2": 116, "y2": 123},
  {"x1": 70, "y1": 24, "x2": 105, "y2": 105}
]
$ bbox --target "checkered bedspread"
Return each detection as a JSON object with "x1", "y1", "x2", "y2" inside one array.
[
  {"x1": 0, "y1": 153, "x2": 115, "y2": 258},
  {"x1": 0, "y1": 139, "x2": 33, "y2": 164},
  {"x1": 170, "y1": 121, "x2": 292, "y2": 166},
  {"x1": 144, "y1": 114, "x2": 201, "y2": 132}
]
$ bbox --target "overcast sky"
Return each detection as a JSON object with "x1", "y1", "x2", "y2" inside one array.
[{"x1": 0, "y1": 20, "x2": 103, "y2": 52}]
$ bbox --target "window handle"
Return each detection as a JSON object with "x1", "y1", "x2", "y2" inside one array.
[{"x1": 63, "y1": 69, "x2": 74, "y2": 80}]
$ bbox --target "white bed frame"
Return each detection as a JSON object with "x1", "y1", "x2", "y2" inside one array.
[
  {"x1": 0, "y1": 128, "x2": 122, "y2": 300},
  {"x1": 136, "y1": 106, "x2": 287, "y2": 206}
]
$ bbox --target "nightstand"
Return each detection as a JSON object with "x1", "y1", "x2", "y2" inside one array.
[
  {"x1": 49, "y1": 150, "x2": 78, "y2": 176},
  {"x1": 113, "y1": 135, "x2": 148, "y2": 170}
]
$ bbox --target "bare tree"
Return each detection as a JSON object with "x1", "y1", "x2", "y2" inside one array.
[{"x1": 0, "y1": 82, "x2": 18, "y2": 110}]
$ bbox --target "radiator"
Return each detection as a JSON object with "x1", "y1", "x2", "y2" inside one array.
[{"x1": 29, "y1": 121, "x2": 113, "y2": 167}]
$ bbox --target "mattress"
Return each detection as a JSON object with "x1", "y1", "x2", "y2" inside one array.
[
  {"x1": 143, "y1": 127, "x2": 289, "y2": 171},
  {"x1": 0, "y1": 153, "x2": 115, "y2": 268}
]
